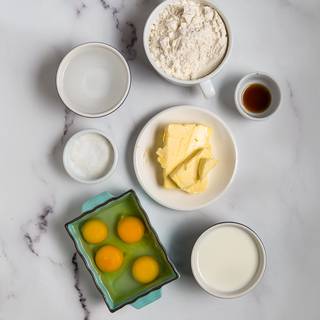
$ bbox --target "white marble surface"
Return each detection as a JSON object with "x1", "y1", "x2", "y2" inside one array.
[{"x1": 1, "y1": 0, "x2": 320, "y2": 319}]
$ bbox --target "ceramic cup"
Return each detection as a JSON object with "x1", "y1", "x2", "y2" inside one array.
[
  {"x1": 143, "y1": 0, "x2": 232, "y2": 99},
  {"x1": 235, "y1": 72, "x2": 281, "y2": 120},
  {"x1": 56, "y1": 42, "x2": 131, "y2": 118}
]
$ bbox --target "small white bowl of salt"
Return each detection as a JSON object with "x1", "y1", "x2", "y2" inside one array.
[{"x1": 63, "y1": 129, "x2": 118, "y2": 184}]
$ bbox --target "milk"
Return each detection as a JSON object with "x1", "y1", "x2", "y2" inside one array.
[{"x1": 194, "y1": 225, "x2": 260, "y2": 294}]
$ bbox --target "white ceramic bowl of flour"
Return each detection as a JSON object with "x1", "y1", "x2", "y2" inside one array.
[
  {"x1": 143, "y1": 0, "x2": 232, "y2": 98},
  {"x1": 57, "y1": 43, "x2": 131, "y2": 118},
  {"x1": 191, "y1": 222, "x2": 266, "y2": 298},
  {"x1": 63, "y1": 129, "x2": 118, "y2": 184}
]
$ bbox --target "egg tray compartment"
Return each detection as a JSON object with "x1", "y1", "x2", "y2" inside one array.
[{"x1": 65, "y1": 190, "x2": 179, "y2": 312}]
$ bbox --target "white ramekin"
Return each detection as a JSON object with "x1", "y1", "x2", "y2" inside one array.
[
  {"x1": 234, "y1": 72, "x2": 281, "y2": 120},
  {"x1": 63, "y1": 129, "x2": 118, "y2": 184},
  {"x1": 56, "y1": 42, "x2": 131, "y2": 118}
]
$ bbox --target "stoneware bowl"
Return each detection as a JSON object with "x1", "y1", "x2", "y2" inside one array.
[
  {"x1": 65, "y1": 190, "x2": 179, "y2": 312},
  {"x1": 56, "y1": 42, "x2": 131, "y2": 118},
  {"x1": 143, "y1": 0, "x2": 232, "y2": 98},
  {"x1": 235, "y1": 72, "x2": 281, "y2": 120}
]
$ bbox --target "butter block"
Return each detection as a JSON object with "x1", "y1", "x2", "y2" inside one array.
[
  {"x1": 185, "y1": 178, "x2": 208, "y2": 194},
  {"x1": 169, "y1": 148, "x2": 211, "y2": 191},
  {"x1": 156, "y1": 124, "x2": 212, "y2": 189},
  {"x1": 198, "y1": 158, "x2": 218, "y2": 180}
]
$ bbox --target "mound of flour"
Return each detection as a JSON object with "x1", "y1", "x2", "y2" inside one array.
[{"x1": 149, "y1": 0, "x2": 228, "y2": 80}]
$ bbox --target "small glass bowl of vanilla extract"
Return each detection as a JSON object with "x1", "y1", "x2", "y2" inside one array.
[{"x1": 235, "y1": 72, "x2": 281, "y2": 120}]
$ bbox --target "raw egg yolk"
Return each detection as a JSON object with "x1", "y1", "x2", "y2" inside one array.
[
  {"x1": 117, "y1": 216, "x2": 145, "y2": 244},
  {"x1": 132, "y1": 256, "x2": 160, "y2": 284},
  {"x1": 95, "y1": 245, "x2": 124, "y2": 272},
  {"x1": 81, "y1": 219, "x2": 108, "y2": 244}
]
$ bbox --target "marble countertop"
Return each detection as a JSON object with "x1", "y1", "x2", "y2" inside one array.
[{"x1": 1, "y1": 0, "x2": 319, "y2": 319}]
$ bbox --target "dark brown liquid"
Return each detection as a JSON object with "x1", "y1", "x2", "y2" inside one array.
[{"x1": 242, "y1": 83, "x2": 271, "y2": 113}]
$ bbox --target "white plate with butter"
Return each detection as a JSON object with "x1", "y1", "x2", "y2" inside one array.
[{"x1": 133, "y1": 106, "x2": 237, "y2": 211}]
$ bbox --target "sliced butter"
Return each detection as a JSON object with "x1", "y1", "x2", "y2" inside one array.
[
  {"x1": 156, "y1": 124, "x2": 212, "y2": 189},
  {"x1": 169, "y1": 148, "x2": 207, "y2": 189},
  {"x1": 185, "y1": 178, "x2": 208, "y2": 194},
  {"x1": 198, "y1": 158, "x2": 218, "y2": 180},
  {"x1": 169, "y1": 148, "x2": 213, "y2": 194}
]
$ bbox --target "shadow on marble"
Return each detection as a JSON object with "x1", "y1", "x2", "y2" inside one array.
[
  {"x1": 50, "y1": 136, "x2": 67, "y2": 180},
  {"x1": 217, "y1": 72, "x2": 246, "y2": 118},
  {"x1": 35, "y1": 47, "x2": 69, "y2": 106},
  {"x1": 113, "y1": 0, "x2": 161, "y2": 62},
  {"x1": 168, "y1": 215, "x2": 219, "y2": 286},
  {"x1": 49, "y1": 118, "x2": 83, "y2": 181}
]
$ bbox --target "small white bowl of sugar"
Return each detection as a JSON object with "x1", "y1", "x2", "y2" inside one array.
[{"x1": 63, "y1": 129, "x2": 118, "y2": 184}]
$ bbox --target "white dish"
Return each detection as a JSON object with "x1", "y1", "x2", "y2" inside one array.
[
  {"x1": 191, "y1": 222, "x2": 266, "y2": 298},
  {"x1": 56, "y1": 42, "x2": 131, "y2": 118},
  {"x1": 143, "y1": 0, "x2": 232, "y2": 98},
  {"x1": 235, "y1": 72, "x2": 281, "y2": 120},
  {"x1": 133, "y1": 106, "x2": 237, "y2": 211},
  {"x1": 63, "y1": 129, "x2": 118, "y2": 184}
]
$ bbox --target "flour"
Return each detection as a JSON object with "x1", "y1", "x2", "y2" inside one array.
[{"x1": 149, "y1": 0, "x2": 228, "y2": 80}]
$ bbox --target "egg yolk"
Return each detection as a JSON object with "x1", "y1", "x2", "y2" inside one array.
[
  {"x1": 117, "y1": 216, "x2": 145, "y2": 244},
  {"x1": 132, "y1": 256, "x2": 160, "y2": 284},
  {"x1": 81, "y1": 219, "x2": 108, "y2": 244},
  {"x1": 95, "y1": 245, "x2": 124, "y2": 272}
]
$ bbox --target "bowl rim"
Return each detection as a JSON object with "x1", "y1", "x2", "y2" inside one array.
[
  {"x1": 56, "y1": 42, "x2": 131, "y2": 118},
  {"x1": 143, "y1": 0, "x2": 233, "y2": 85},
  {"x1": 234, "y1": 72, "x2": 282, "y2": 120},
  {"x1": 62, "y1": 128, "x2": 118, "y2": 184},
  {"x1": 191, "y1": 221, "x2": 267, "y2": 298},
  {"x1": 133, "y1": 105, "x2": 238, "y2": 211},
  {"x1": 65, "y1": 190, "x2": 180, "y2": 313}
]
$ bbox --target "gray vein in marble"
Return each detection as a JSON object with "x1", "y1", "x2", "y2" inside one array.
[
  {"x1": 72, "y1": 253, "x2": 90, "y2": 320},
  {"x1": 0, "y1": 237, "x2": 17, "y2": 274},
  {"x1": 76, "y1": 1, "x2": 87, "y2": 16},
  {"x1": 23, "y1": 233, "x2": 39, "y2": 256},
  {"x1": 99, "y1": 0, "x2": 120, "y2": 28},
  {"x1": 277, "y1": 0, "x2": 319, "y2": 21},
  {"x1": 6, "y1": 293, "x2": 16, "y2": 300},
  {"x1": 22, "y1": 163, "x2": 57, "y2": 257},
  {"x1": 47, "y1": 256, "x2": 64, "y2": 267},
  {"x1": 38, "y1": 205, "x2": 54, "y2": 232},
  {"x1": 99, "y1": 0, "x2": 110, "y2": 9},
  {"x1": 100, "y1": 0, "x2": 120, "y2": 30},
  {"x1": 22, "y1": 204, "x2": 54, "y2": 256},
  {"x1": 0, "y1": 238, "x2": 8, "y2": 259},
  {"x1": 286, "y1": 79, "x2": 302, "y2": 163},
  {"x1": 121, "y1": 22, "x2": 137, "y2": 60},
  {"x1": 99, "y1": 0, "x2": 137, "y2": 60},
  {"x1": 286, "y1": 80, "x2": 300, "y2": 120},
  {"x1": 61, "y1": 107, "x2": 75, "y2": 145},
  {"x1": 32, "y1": 164, "x2": 49, "y2": 186}
]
